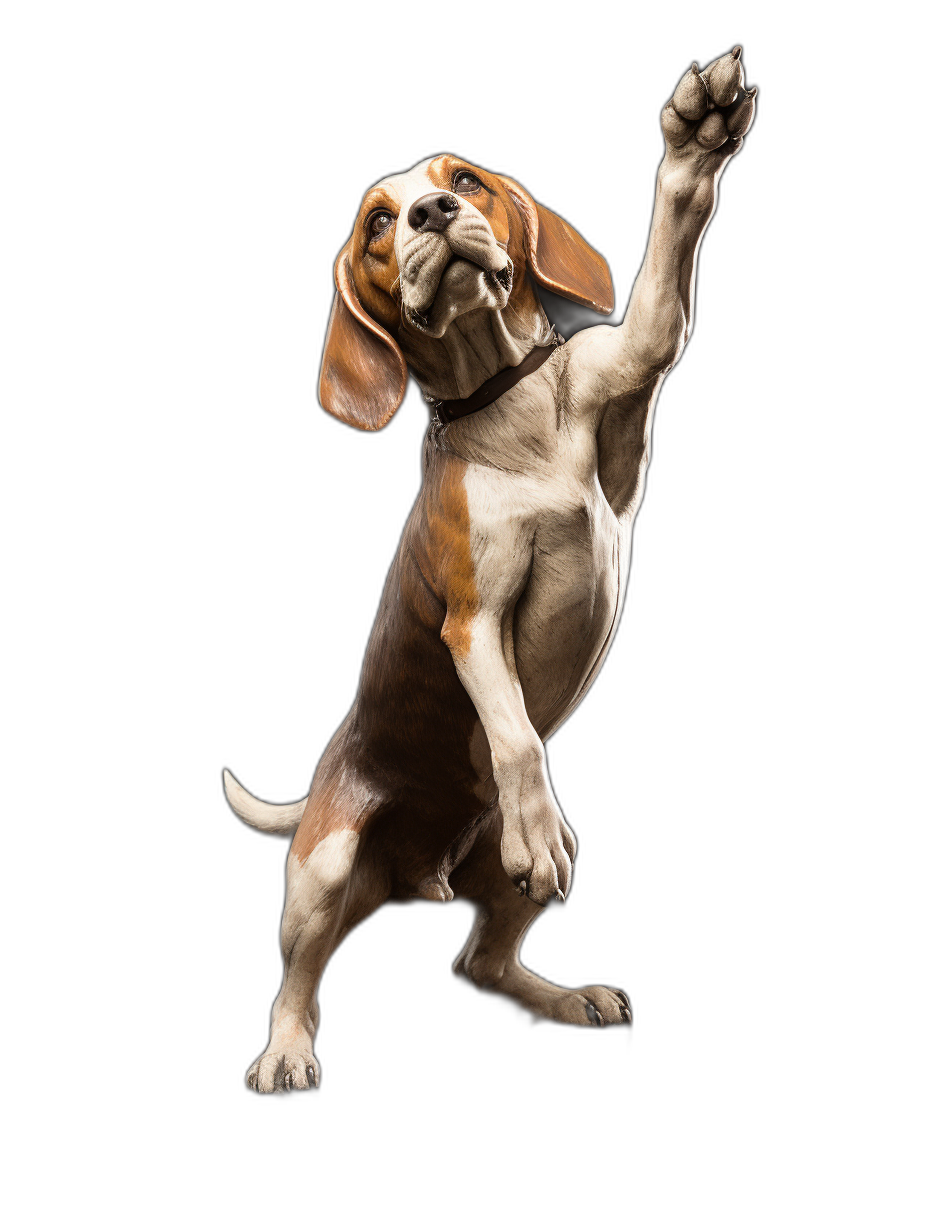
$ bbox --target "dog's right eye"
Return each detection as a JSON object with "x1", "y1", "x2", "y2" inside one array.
[
  {"x1": 367, "y1": 211, "x2": 394, "y2": 241},
  {"x1": 453, "y1": 171, "x2": 483, "y2": 195}
]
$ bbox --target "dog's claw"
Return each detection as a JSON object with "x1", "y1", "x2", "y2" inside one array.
[
  {"x1": 246, "y1": 1045, "x2": 319, "y2": 1093},
  {"x1": 732, "y1": 44, "x2": 742, "y2": 59},
  {"x1": 518, "y1": 880, "x2": 527, "y2": 896},
  {"x1": 556, "y1": 889, "x2": 565, "y2": 902},
  {"x1": 586, "y1": 1002, "x2": 605, "y2": 1027}
]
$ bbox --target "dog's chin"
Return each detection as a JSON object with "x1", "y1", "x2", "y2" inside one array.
[{"x1": 404, "y1": 258, "x2": 513, "y2": 339}]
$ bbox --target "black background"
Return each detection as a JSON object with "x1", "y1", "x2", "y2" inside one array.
[{"x1": 142, "y1": 21, "x2": 818, "y2": 1153}]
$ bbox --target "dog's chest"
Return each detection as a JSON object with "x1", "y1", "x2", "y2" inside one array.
[
  {"x1": 448, "y1": 362, "x2": 655, "y2": 740},
  {"x1": 468, "y1": 422, "x2": 628, "y2": 738},
  {"x1": 518, "y1": 471, "x2": 623, "y2": 736}
]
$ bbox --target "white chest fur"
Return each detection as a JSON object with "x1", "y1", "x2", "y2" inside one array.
[{"x1": 460, "y1": 408, "x2": 640, "y2": 741}]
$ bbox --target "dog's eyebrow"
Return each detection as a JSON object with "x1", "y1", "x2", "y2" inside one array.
[
  {"x1": 438, "y1": 161, "x2": 495, "y2": 197},
  {"x1": 359, "y1": 185, "x2": 401, "y2": 215}
]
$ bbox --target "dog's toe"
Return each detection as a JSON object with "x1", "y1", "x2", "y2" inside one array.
[
  {"x1": 247, "y1": 1048, "x2": 319, "y2": 1093},
  {"x1": 578, "y1": 985, "x2": 633, "y2": 1027}
]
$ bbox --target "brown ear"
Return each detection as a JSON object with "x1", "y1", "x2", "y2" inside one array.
[
  {"x1": 318, "y1": 249, "x2": 407, "y2": 430},
  {"x1": 500, "y1": 176, "x2": 614, "y2": 315}
]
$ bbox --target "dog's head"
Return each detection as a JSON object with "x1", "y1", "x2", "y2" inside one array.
[{"x1": 320, "y1": 155, "x2": 614, "y2": 430}]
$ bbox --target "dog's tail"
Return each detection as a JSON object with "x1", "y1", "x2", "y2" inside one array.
[{"x1": 222, "y1": 768, "x2": 307, "y2": 835}]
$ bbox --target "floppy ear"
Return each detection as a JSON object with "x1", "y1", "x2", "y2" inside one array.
[
  {"x1": 318, "y1": 249, "x2": 407, "y2": 431},
  {"x1": 499, "y1": 176, "x2": 614, "y2": 315}
]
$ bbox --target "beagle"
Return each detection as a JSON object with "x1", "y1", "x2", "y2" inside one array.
[{"x1": 224, "y1": 49, "x2": 756, "y2": 1092}]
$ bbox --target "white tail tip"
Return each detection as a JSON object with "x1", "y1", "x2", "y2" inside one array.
[{"x1": 222, "y1": 768, "x2": 307, "y2": 835}]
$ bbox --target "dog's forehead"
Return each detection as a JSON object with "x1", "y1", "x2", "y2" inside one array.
[{"x1": 372, "y1": 155, "x2": 461, "y2": 206}]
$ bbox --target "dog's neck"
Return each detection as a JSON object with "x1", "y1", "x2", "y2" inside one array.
[{"x1": 400, "y1": 296, "x2": 551, "y2": 403}]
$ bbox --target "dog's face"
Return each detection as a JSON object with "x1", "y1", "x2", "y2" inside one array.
[
  {"x1": 349, "y1": 155, "x2": 519, "y2": 341},
  {"x1": 320, "y1": 155, "x2": 614, "y2": 431}
]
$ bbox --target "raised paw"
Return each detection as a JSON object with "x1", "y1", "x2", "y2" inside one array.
[
  {"x1": 501, "y1": 804, "x2": 576, "y2": 906},
  {"x1": 661, "y1": 46, "x2": 757, "y2": 161},
  {"x1": 246, "y1": 1046, "x2": 319, "y2": 1093}
]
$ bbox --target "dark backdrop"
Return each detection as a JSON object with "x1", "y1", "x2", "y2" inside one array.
[{"x1": 150, "y1": 26, "x2": 808, "y2": 1143}]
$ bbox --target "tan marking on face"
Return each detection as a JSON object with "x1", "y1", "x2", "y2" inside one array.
[
  {"x1": 422, "y1": 157, "x2": 540, "y2": 327},
  {"x1": 347, "y1": 182, "x2": 403, "y2": 330},
  {"x1": 425, "y1": 156, "x2": 514, "y2": 250},
  {"x1": 344, "y1": 156, "x2": 533, "y2": 339}
]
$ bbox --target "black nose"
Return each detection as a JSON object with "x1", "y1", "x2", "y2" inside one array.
[{"x1": 407, "y1": 192, "x2": 460, "y2": 234}]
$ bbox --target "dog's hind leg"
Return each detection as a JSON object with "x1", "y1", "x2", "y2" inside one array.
[
  {"x1": 450, "y1": 808, "x2": 631, "y2": 1027},
  {"x1": 246, "y1": 783, "x2": 387, "y2": 1092}
]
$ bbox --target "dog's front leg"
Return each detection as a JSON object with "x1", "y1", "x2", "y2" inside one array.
[
  {"x1": 585, "y1": 49, "x2": 756, "y2": 391},
  {"x1": 441, "y1": 524, "x2": 575, "y2": 905},
  {"x1": 629, "y1": 49, "x2": 756, "y2": 373}
]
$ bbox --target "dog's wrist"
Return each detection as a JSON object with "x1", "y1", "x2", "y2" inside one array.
[{"x1": 658, "y1": 156, "x2": 718, "y2": 214}]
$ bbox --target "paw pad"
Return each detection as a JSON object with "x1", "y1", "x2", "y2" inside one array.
[{"x1": 662, "y1": 47, "x2": 757, "y2": 155}]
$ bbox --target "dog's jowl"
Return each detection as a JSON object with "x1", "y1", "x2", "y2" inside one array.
[{"x1": 224, "y1": 48, "x2": 756, "y2": 1092}]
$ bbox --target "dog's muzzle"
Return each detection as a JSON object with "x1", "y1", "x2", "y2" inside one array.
[
  {"x1": 404, "y1": 256, "x2": 512, "y2": 333},
  {"x1": 407, "y1": 193, "x2": 460, "y2": 235}
]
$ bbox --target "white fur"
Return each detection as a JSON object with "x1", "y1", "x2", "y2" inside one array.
[
  {"x1": 222, "y1": 768, "x2": 306, "y2": 835},
  {"x1": 247, "y1": 829, "x2": 361, "y2": 1092}
]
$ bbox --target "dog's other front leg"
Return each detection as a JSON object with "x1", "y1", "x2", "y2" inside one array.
[
  {"x1": 247, "y1": 829, "x2": 381, "y2": 1092},
  {"x1": 441, "y1": 517, "x2": 574, "y2": 906}
]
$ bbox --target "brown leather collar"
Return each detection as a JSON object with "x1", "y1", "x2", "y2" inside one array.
[{"x1": 430, "y1": 334, "x2": 565, "y2": 426}]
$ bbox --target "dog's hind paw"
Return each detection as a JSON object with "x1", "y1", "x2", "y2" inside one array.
[
  {"x1": 532, "y1": 980, "x2": 635, "y2": 1029},
  {"x1": 582, "y1": 986, "x2": 632, "y2": 1026},
  {"x1": 246, "y1": 1046, "x2": 319, "y2": 1093}
]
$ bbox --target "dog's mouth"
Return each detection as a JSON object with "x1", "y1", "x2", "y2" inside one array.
[
  {"x1": 407, "y1": 307, "x2": 431, "y2": 333},
  {"x1": 404, "y1": 259, "x2": 513, "y2": 335},
  {"x1": 489, "y1": 262, "x2": 513, "y2": 294}
]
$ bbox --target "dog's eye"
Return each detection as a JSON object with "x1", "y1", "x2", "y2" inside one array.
[
  {"x1": 367, "y1": 210, "x2": 394, "y2": 241},
  {"x1": 453, "y1": 172, "x2": 483, "y2": 195}
]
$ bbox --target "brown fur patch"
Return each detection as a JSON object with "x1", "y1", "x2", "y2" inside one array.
[
  {"x1": 291, "y1": 718, "x2": 387, "y2": 865},
  {"x1": 287, "y1": 437, "x2": 486, "y2": 891},
  {"x1": 427, "y1": 452, "x2": 479, "y2": 658}
]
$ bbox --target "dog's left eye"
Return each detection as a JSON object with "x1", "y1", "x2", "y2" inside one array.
[
  {"x1": 367, "y1": 211, "x2": 394, "y2": 240},
  {"x1": 453, "y1": 172, "x2": 483, "y2": 195}
]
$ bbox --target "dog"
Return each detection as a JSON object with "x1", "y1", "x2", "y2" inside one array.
[{"x1": 224, "y1": 48, "x2": 756, "y2": 1091}]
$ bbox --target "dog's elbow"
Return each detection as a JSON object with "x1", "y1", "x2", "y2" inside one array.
[
  {"x1": 641, "y1": 333, "x2": 687, "y2": 377},
  {"x1": 626, "y1": 305, "x2": 689, "y2": 378}
]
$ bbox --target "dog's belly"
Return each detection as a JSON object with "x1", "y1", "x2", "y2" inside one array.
[{"x1": 515, "y1": 491, "x2": 623, "y2": 740}]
